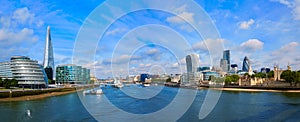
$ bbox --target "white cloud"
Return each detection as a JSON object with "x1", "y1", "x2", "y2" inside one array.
[
  {"x1": 271, "y1": 0, "x2": 293, "y2": 7},
  {"x1": 146, "y1": 48, "x2": 159, "y2": 56},
  {"x1": 239, "y1": 19, "x2": 255, "y2": 29},
  {"x1": 166, "y1": 12, "x2": 195, "y2": 24},
  {"x1": 271, "y1": 0, "x2": 300, "y2": 20},
  {"x1": 240, "y1": 39, "x2": 264, "y2": 51},
  {"x1": 272, "y1": 41, "x2": 298, "y2": 55},
  {"x1": 293, "y1": 0, "x2": 300, "y2": 20},
  {"x1": 105, "y1": 28, "x2": 127, "y2": 36},
  {"x1": 12, "y1": 7, "x2": 34, "y2": 24},
  {"x1": 165, "y1": 4, "x2": 195, "y2": 32},
  {"x1": 192, "y1": 39, "x2": 225, "y2": 51},
  {"x1": 269, "y1": 42, "x2": 299, "y2": 68}
]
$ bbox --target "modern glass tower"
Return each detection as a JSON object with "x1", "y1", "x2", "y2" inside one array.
[
  {"x1": 242, "y1": 56, "x2": 250, "y2": 72},
  {"x1": 43, "y1": 26, "x2": 54, "y2": 80},
  {"x1": 186, "y1": 54, "x2": 199, "y2": 73},
  {"x1": 220, "y1": 50, "x2": 230, "y2": 72}
]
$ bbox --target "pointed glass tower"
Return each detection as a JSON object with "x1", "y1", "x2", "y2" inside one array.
[{"x1": 43, "y1": 26, "x2": 54, "y2": 80}]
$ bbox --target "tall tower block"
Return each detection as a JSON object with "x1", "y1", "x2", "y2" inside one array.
[{"x1": 43, "y1": 26, "x2": 54, "y2": 80}]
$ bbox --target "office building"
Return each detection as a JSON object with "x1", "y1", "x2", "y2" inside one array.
[
  {"x1": 186, "y1": 54, "x2": 200, "y2": 82},
  {"x1": 220, "y1": 50, "x2": 230, "y2": 72},
  {"x1": 242, "y1": 56, "x2": 250, "y2": 72},
  {"x1": 43, "y1": 26, "x2": 54, "y2": 80},
  {"x1": 0, "y1": 56, "x2": 48, "y2": 88},
  {"x1": 0, "y1": 62, "x2": 13, "y2": 79},
  {"x1": 56, "y1": 64, "x2": 90, "y2": 84},
  {"x1": 261, "y1": 67, "x2": 271, "y2": 73}
]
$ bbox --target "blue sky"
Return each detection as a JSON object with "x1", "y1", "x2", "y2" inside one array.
[{"x1": 0, "y1": 0, "x2": 300, "y2": 78}]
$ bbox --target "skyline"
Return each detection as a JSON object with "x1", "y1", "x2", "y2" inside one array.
[{"x1": 0, "y1": 0, "x2": 300, "y2": 78}]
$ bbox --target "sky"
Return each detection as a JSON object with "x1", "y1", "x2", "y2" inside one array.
[{"x1": 0, "y1": 0, "x2": 300, "y2": 78}]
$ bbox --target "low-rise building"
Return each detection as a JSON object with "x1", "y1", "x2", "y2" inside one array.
[
  {"x1": 56, "y1": 64, "x2": 90, "y2": 84},
  {"x1": 0, "y1": 56, "x2": 48, "y2": 88}
]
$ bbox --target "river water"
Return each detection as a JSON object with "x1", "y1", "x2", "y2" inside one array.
[{"x1": 0, "y1": 85, "x2": 299, "y2": 122}]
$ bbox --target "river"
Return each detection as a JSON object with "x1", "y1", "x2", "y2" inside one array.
[{"x1": 0, "y1": 85, "x2": 299, "y2": 121}]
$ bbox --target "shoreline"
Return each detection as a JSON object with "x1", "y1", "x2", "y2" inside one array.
[
  {"x1": 0, "y1": 89, "x2": 77, "y2": 102},
  {"x1": 1, "y1": 84, "x2": 300, "y2": 102},
  {"x1": 205, "y1": 87, "x2": 300, "y2": 93}
]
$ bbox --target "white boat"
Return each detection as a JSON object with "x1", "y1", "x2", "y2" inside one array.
[
  {"x1": 83, "y1": 89, "x2": 104, "y2": 95},
  {"x1": 113, "y1": 79, "x2": 124, "y2": 88},
  {"x1": 142, "y1": 83, "x2": 150, "y2": 87}
]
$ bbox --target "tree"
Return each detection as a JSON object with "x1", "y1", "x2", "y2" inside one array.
[
  {"x1": 225, "y1": 76, "x2": 232, "y2": 85},
  {"x1": 244, "y1": 73, "x2": 250, "y2": 77},
  {"x1": 209, "y1": 75, "x2": 216, "y2": 81},
  {"x1": 295, "y1": 71, "x2": 300, "y2": 86},
  {"x1": 3, "y1": 78, "x2": 10, "y2": 89},
  {"x1": 281, "y1": 70, "x2": 295, "y2": 86},
  {"x1": 10, "y1": 78, "x2": 18, "y2": 87},
  {"x1": 166, "y1": 77, "x2": 171, "y2": 82},
  {"x1": 231, "y1": 75, "x2": 240, "y2": 82},
  {"x1": 267, "y1": 71, "x2": 274, "y2": 78},
  {"x1": 0, "y1": 77, "x2": 3, "y2": 87}
]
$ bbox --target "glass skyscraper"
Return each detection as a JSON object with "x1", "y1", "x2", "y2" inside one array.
[
  {"x1": 43, "y1": 26, "x2": 54, "y2": 80},
  {"x1": 242, "y1": 56, "x2": 250, "y2": 72},
  {"x1": 220, "y1": 50, "x2": 230, "y2": 72},
  {"x1": 186, "y1": 54, "x2": 199, "y2": 73}
]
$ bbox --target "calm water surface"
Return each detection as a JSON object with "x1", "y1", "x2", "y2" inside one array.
[{"x1": 0, "y1": 85, "x2": 299, "y2": 122}]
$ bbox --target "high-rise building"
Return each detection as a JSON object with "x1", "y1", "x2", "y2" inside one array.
[
  {"x1": 0, "y1": 56, "x2": 48, "y2": 88},
  {"x1": 242, "y1": 56, "x2": 250, "y2": 72},
  {"x1": 186, "y1": 54, "x2": 199, "y2": 73},
  {"x1": 261, "y1": 67, "x2": 270, "y2": 73},
  {"x1": 220, "y1": 50, "x2": 230, "y2": 72},
  {"x1": 43, "y1": 26, "x2": 54, "y2": 80},
  {"x1": 185, "y1": 54, "x2": 200, "y2": 82}
]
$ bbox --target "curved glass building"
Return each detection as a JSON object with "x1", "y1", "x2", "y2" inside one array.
[
  {"x1": 242, "y1": 56, "x2": 250, "y2": 72},
  {"x1": 10, "y1": 56, "x2": 48, "y2": 88},
  {"x1": 186, "y1": 54, "x2": 199, "y2": 73}
]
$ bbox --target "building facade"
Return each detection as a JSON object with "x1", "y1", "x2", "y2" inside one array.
[
  {"x1": 56, "y1": 64, "x2": 90, "y2": 84},
  {"x1": 0, "y1": 56, "x2": 48, "y2": 88},
  {"x1": 220, "y1": 50, "x2": 230, "y2": 72},
  {"x1": 186, "y1": 54, "x2": 200, "y2": 82},
  {"x1": 43, "y1": 26, "x2": 55, "y2": 80},
  {"x1": 186, "y1": 54, "x2": 199, "y2": 73},
  {"x1": 0, "y1": 62, "x2": 13, "y2": 79},
  {"x1": 242, "y1": 56, "x2": 250, "y2": 72}
]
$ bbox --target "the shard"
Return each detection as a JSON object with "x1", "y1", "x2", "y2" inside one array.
[{"x1": 43, "y1": 26, "x2": 54, "y2": 80}]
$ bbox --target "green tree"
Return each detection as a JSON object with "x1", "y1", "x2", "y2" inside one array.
[
  {"x1": 244, "y1": 73, "x2": 250, "y2": 77},
  {"x1": 281, "y1": 70, "x2": 295, "y2": 86},
  {"x1": 295, "y1": 71, "x2": 300, "y2": 86},
  {"x1": 225, "y1": 76, "x2": 232, "y2": 85},
  {"x1": 0, "y1": 77, "x2": 3, "y2": 87},
  {"x1": 166, "y1": 77, "x2": 171, "y2": 82},
  {"x1": 267, "y1": 71, "x2": 274, "y2": 78},
  {"x1": 10, "y1": 78, "x2": 18, "y2": 87},
  {"x1": 209, "y1": 75, "x2": 216, "y2": 81},
  {"x1": 3, "y1": 78, "x2": 10, "y2": 89},
  {"x1": 231, "y1": 75, "x2": 240, "y2": 82}
]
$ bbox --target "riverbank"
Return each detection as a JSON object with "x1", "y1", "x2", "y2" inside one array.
[
  {"x1": 0, "y1": 89, "x2": 77, "y2": 102},
  {"x1": 206, "y1": 87, "x2": 300, "y2": 92},
  {"x1": 0, "y1": 88, "x2": 76, "y2": 102}
]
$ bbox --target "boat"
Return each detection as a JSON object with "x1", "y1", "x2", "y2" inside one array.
[
  {"x1": 142, "y1": 83, "x2": 150, "y2": 87},
  {"x1": 83, "y1": 89, "x2": 104, "y2": 95},
  {"x1": 112, "y1": 79, "x2": 124, "y2": 88}
]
